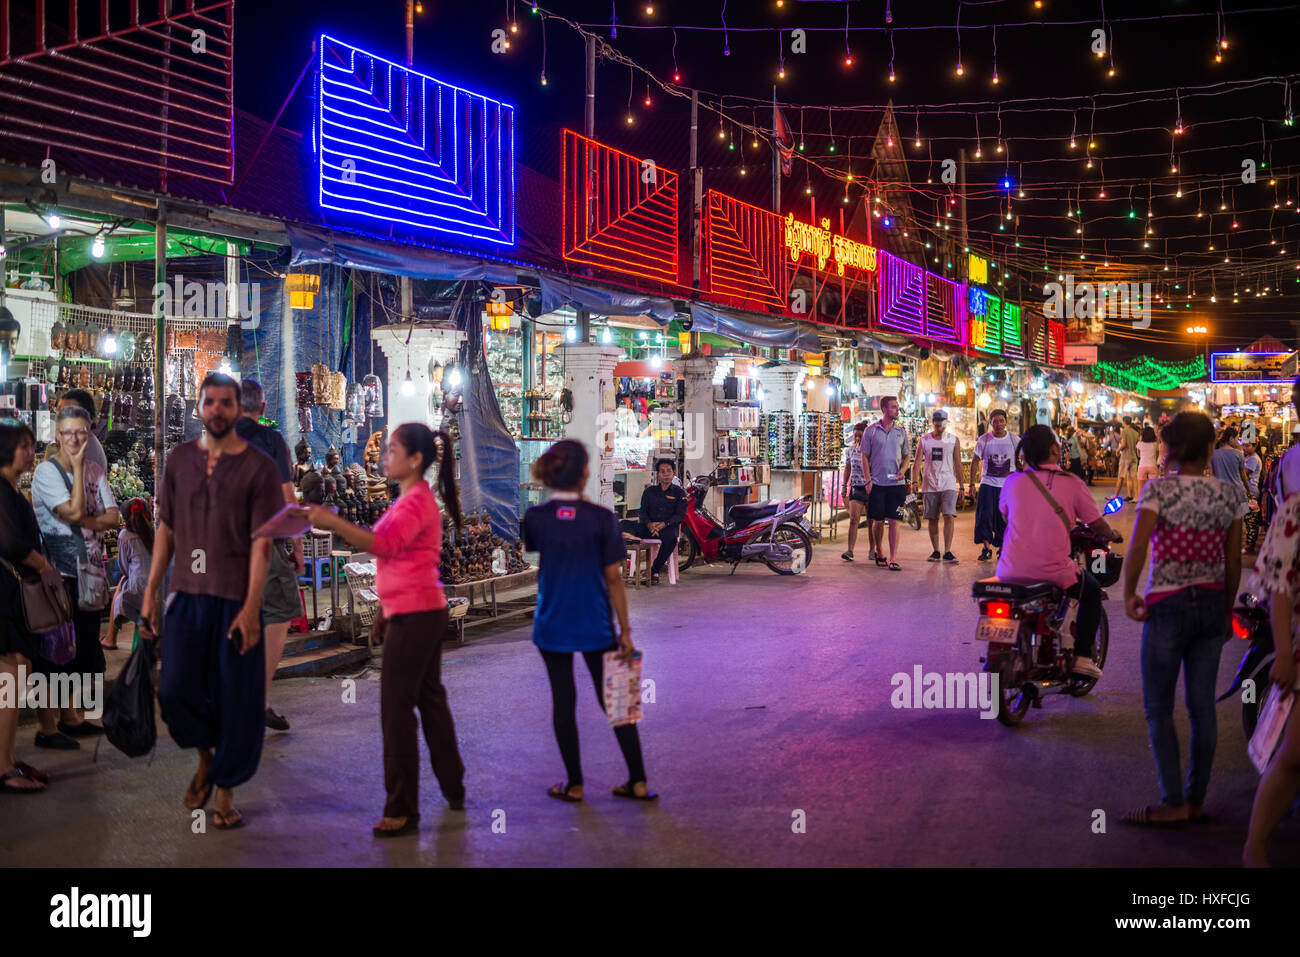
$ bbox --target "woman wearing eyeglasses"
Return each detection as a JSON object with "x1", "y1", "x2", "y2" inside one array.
[{"x1": 29, "y1": 405, "x2": 118, "y2": 750}]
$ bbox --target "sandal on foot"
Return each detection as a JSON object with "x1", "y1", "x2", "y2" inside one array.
[
  {"x1": 874, "y1": 556, "x2": 889, "y2": 568},
  {"x1": 15, "y1": 761, "x2": 48, "y2": 784},
  {"x1": 888, "y1": 561, "x2": 902, "y2": 571},
  {"x1": 372, "y1": 815, "x2": 419, "y2": 837},
  {"x1": 184, "y1": 770, "x2": 213, "y2": 811},
  {"x1": 612, "y1": 781, "x2": 659, "y2": 801},
  {"x1": 1121, "y1": 805, "x2": 1187, "y2": 828},
  {"x1": 547, "y1": 783, "x2": 583, "y2": 803},
  {"x1": 0, "y1": 767, "x2": 46, "y2": 793},
  {"x1": 212, "y1": 808, "x2": 244, "y2": 830}
]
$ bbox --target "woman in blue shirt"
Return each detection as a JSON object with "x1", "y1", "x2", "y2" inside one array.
[{"x1": 523, "y1": 440, "x2": 655, "y2": 802}]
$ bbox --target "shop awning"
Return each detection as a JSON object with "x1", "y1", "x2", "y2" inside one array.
[
  {"x1": 287, "y1": 223, "x2": 518, "y2": 283},
  {"x1": 687, "y1": 302, "x2": 821, "y2": 352},
  {"x1": 538, "y1": 274, "x2": 676, "y2": 326}
]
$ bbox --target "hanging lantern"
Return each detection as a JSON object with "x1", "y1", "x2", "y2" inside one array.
[
  {"x1": 486, "y1": 299, "x2": 512, "y2": 331},
  {"x1": 286, "y1": 272, "x2": 321, "y2": 310}
]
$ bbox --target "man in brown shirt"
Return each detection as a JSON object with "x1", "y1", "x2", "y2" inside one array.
[{"x1": 142, "y1": 373, "x2": 283, "y2": 829}]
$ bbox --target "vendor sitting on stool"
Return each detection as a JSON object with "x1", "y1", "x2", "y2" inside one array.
[{"x1": 627, "y1": 459, "x2": 685, "y2": 583}]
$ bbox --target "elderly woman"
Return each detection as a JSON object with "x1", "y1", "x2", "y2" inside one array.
[{"x1": 29, "y1": 405, "x2": 117, "y2": 749}]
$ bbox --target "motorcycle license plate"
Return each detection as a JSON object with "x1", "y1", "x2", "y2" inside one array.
[
  {"x1": 975, "y1": 616, "x2": 1019, "y2": 644},
  {"x1": 799, "y1": 516, "x2": 811, "y2": 532}
]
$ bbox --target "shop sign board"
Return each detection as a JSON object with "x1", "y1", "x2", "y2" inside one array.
[
  {"x1": 783, "y1": 215, "x2": 877, "y2": 276},
  {"x1": 1210, "y1": 352, "x2": 1293, "y2": 383},
  {"x1": 967, "y1": 254, "x2": 988, "y2": 286},
  {"x1": 316, "y1": 35, "x2": 516, "y2": 246},
  {"x1": 561, "y1": 129, "x2": 680, "y2": 284},
  {"x1": 1064, "y1": 344, "x2": 1098, "y2": 365}
]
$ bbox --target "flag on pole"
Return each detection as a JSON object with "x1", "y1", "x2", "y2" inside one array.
[{"x1": 773, "y1": 97, "x2": 794, "y2": 177}]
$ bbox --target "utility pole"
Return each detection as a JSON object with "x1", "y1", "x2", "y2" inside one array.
[
  {"x1": 958, "y1": 147, "x2": 969, "y2": 274},
  {"x1": 576, "y1": 32, "x2": 597, "y2": 343},
  {"x1": 153, "y1": 201, "x2": 167, "y2": 501},
  {"x1": 400, "y1": 0, "x2": 416, "y2": 331},
  {"x1": 690, "y1": 90, "x2": 701, "y2": 352}
]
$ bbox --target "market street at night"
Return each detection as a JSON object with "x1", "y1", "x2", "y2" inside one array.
[{"x1": 2, "y1": 499, "x2": 1292, "y2": 869}]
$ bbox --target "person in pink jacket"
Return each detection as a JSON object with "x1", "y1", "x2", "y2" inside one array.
[{"x1": 304, "y1": 423, "x2": 465, "y2": 837}]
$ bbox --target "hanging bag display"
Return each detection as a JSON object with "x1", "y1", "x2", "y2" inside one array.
[{"x1": 50, "y1": 461, "x2": 111, "y2": 611}]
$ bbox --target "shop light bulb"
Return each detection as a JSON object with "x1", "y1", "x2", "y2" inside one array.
[
  {"x1": 219, "y1": 359, "x2": 233, "y2": 375},
  {"x1": 91, "y1": 235, "x2": 106, "y2": 258},
  {"x1": 448, "y1": 368, "x2": 463, "y2": 388},
  {"x1": 565, "y1": 326, "x2": 577, "y2": 342},
  {"x1": 400, "y1": 375, "x2": 415, "y2": 397},
  {"x1": 955, "y1": 62, "x2": 964, "y2": 77},
  {"x1": 601, "y1": 327, "x2": 612, "y2": 344},
  {"x1": 103, "y1": 332, "x2": 117, "y2": 355},
  {"x1": 827, "y1": 385, "x2": 836, "y2": 398},
  {"x1": 1000, "y1": 390, "x2": 1009, "y2": 399},
  {"x1": 651, "y1": 355, "x2": 664, "y2": 369},
  {"x1": 47, "y1": 214, "x2": 61, "y2": 229}
]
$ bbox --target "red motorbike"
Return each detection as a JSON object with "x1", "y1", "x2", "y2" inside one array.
[{"x1": 676, "y1": 473, "x2": 814, "y2": 575}]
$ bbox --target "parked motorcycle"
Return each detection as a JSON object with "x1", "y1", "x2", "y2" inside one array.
[
  {"x1": 897, "y1": 491, "x2": 922, "y2": 531},
  {"x1": 970, "y1": 525, "x2": 1122, "y2": 726},
  {"x1": 677, "y1": 473, "x2": 814, "y2": 575},
  {"x1": 1216, "y1": 590, "x2": 1275, "y2": 737}
]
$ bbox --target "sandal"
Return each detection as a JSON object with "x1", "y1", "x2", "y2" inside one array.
[
  {"x1": 1121, "y1": 805, "x2": 1188, "y2": 828},
  {"x1": 888, "y1": 561, "x2": 902, "y2": 571},
  {"x1": 612, "y1": 781, "x2": 659, "y2": 801},
  {"x1": 15, "y1": 761, "x2": 48, "y2": 784},
  {"x1": 184, "y1": 769, "x2": 213, "y2": 811},
  {"x1": 0, "y1": 767, "x2": 46, "y2": 793},
  {"x1": 875, "y1": 556, "x2": 889, "y2": 568},
  {"x1": 212, "y1": 808, "x2": 245, "y2": 830},
  {"x1": 372, "y1": 815, "x2": 420, "y2": 838},
  {"x1": 547, "y1": 783, "x2": 584, "y2": 803}
]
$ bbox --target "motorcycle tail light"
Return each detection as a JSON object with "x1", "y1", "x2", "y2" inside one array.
[
  {"x1": 985, "y1": 602, "x2": 1012, "y2": 619},
  {"x1": 1232, "y1": 614, "x2": 1252, "y2": 640}
]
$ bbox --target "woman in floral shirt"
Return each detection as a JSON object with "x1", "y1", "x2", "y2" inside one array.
[
  {"x1": 1243, "y1": 490, "x2": 1300, "y2": 865},
  {"x1": 1122, "y1": 412, "x2": 1245, "y2": 826}
]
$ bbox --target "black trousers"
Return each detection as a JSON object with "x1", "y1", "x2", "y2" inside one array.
[
  {"x1": 632, "y1": 521, "x2": 678, "y2": 574},
  {"x1": 380, "y1": 607, "x2": 464, "y2": 818},
  {"x1": 1067, "y1": 569, "x2": 1102, "y2": 659},
  {"x1": 540, "y1": 646, "x2": 646, "y2": 788}
]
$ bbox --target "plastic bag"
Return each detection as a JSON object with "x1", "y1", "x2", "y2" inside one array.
[{"x1": 101, "y1": 635, "x2": 157, "y2": 758}]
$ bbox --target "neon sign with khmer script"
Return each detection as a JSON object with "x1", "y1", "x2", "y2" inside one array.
[{"x1": 783, "y1": 215, "x2": 876, "y2": 276}]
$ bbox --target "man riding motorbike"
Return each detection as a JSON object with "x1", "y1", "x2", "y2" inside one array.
[{"x1": 997, "y1": 425, "x2": 1123, "y2": 679}]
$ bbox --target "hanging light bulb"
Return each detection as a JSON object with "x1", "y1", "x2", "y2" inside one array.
[
  {"x1": 400, "y1": 372, "x2": 415, "y2": 396},
  {"x1": 91, "y1": 234, "x2": 105, "y2": 258},
  {"x1": 955, "y1": 61, "x2": 964, "y2": 77},
  {"x1": 47, "y1": 213, "x2": 61, "y2": 229},
  {"x1": 565, "y1": 326, "x2": 577, "y2": 342},
  {"x1": 448, "y1": 367, "x2": 463, "y2": 388},
  {"x1": 673, "y1": 72, "x2": 681, "y2": 83},
  {"x1": 102, "y1": 328, "x2": 118, "y2": 356}
]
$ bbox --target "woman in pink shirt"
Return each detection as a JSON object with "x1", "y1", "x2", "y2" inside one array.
[
  {"x1": 304, "y1": 423, "x2": 465, "y2": 837},
  {"x1": 997, "y1": 426, "x2": 1122, "y2": 680}
]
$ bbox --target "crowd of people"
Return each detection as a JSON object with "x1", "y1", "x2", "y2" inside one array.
[
  {"x1": 8, "y1": 369, "x2": 1300, "y2": 865},
  {"x1": 0, "y1": 374, "x2": 653, "y2": 833}
]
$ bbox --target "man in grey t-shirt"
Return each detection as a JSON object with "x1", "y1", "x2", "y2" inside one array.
[{"x1": 861, "y1": 396, "x2": 910, "y2": 570}]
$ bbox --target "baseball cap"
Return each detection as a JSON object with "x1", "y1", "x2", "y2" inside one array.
[{"x1": 932, "y1": 409, "x2": 948, "y2": 421}]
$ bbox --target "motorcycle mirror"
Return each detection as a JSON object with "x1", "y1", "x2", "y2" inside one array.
[{"x1": 1103, "y1": 496, "x2": 1124, "y2": 515}]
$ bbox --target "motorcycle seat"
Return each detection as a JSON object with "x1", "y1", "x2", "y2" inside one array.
[
  {"x1": 728, "y1": 502, "x2": 781, "y2": 527},
  {"x1": 971, "y1": 577, "x2": 1063, "y2": 603}
]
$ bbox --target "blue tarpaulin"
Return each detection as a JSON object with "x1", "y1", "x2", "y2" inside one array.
[
  {"x1": 539, "y1": 274, "x2": 676, "y2": 325},
  {"x1": 287, "y1": 223, "x2": 519, "y2": 283},
  {"x1": 687, "y1": 302, "x2": 823, "y2": 352}
]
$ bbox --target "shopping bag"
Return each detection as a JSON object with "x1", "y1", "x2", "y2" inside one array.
[
  {"x1": 40, "y1": 620, "x2": 77, "y2": 666},
  {"x1": 1249, "y1": 682, "x2": 1295, "y2": 773},
  {"x1": 102, "y1": 635, "x2": 158, "y2": 758},
  {"x1": 602, "y1": 650, "x2": 644, "y2": 727}
]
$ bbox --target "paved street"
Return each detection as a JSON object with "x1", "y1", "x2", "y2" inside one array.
[{"x1": 3, "y1": 490, "x2": 1296, "y2": 867}]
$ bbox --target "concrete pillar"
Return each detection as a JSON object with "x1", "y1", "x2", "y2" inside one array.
[
  {"x1": 372, "y1": 324, "x2": 466, "y2": 430},
  {"x1": 558, "y1": 342, "x2": 622, "y2": 507},
  {"x1": 678, "y1": 355, "x2": 717, "y2": 485}
]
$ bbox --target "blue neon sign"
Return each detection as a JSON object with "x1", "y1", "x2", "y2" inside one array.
[
  {"x1": 968, "y1": 285, "x2": 987, "y2": 315},
  {"x1": 316, "y1": 35, "x2": 516, "y2": 246}
]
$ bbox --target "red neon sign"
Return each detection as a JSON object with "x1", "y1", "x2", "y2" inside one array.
[
  {"x1": 561, "y1": 129, "x2": 679, "y2": 284},
  {"x1": 703, "y1": 189, "x2": 787, "y2": 309},
  {"x1": 1047, "y1": 319, "x2": 1066, "y2": 366}
]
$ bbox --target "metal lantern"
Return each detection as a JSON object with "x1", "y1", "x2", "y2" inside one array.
[{"x1": 286, "y1": 272, "x2": 321, "y2": 310}]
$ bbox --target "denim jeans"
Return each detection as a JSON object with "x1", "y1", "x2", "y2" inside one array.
[
  {"x1": 1139, "y1": 586, "x2": 1228, "y2": 807},
  {"x1": 1066, "y1": 568, "x2": 1101, "y2": 659}
]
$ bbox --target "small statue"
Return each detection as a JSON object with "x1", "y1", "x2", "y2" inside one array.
[
  {"x1": 325, "y1": 444, "x2": 342, "y2": 479},
  {"x1": 294, "y1": 437, "x2": 313, "y2": 485}
]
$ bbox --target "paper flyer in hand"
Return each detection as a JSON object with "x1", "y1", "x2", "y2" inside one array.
[
  {"x1": 253, "y1": 504, "x2": 336, "y2": 541},
  {"x1": 603, "y1": 650, "x2": 643, "y2": 727}
]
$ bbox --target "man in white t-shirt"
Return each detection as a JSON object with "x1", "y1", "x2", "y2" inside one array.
[
  {"x1": 970, "y1": 409, "x2": 1019, "y2": 562},
  {"x1": 912, "y1": 409, "x2": 964, "y2": 563}
]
